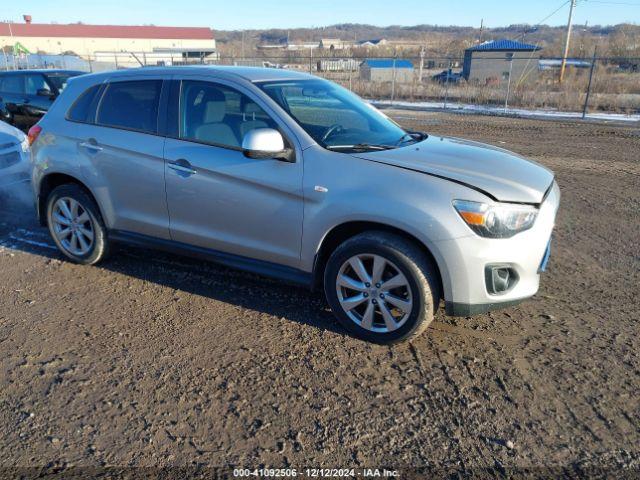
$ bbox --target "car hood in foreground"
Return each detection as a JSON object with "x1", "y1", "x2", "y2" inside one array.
[
  {"x1": 0, "y1": 121, "x2": 26, "y2": 145},
  {"x1": 353, "y1": 135, "x2": 555, "y2": 204}
]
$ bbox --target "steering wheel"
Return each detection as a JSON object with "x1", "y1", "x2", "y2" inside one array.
[{"x1": 321, "y1": 124, "x2": 344, "y2": 143}]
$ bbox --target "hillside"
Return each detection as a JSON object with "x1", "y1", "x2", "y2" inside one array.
[{"x1": 216, "y1": 23, "x2": 640, "y2": 59}]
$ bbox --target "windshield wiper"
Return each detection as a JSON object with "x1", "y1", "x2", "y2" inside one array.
[
  {"x1": 396, "y1": 131, "x2": 427, "y2": 145},
  {"x1": 326, "y1": 143, "x2": 396, "y2": 152}
]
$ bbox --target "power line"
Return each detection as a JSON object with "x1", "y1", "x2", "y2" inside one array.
[
  {"x1": 510, "y1": 0, "x2": 570, "y2": 41},
  {"x1": 535, "y1": 0, "x2": 573, "y2": 26}
]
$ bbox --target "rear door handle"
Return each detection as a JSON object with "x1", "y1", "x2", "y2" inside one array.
[
  {"x1": 79, "y1": 138, "x2": 103, "y2": 152},
  {"x1": 168, "y1": 159, "x2": 197, "y2": 176}
]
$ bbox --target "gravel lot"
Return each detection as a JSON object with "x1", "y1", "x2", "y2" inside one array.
[{"x1": 0, "y1": 113, "x2": 638, "y2": 477}]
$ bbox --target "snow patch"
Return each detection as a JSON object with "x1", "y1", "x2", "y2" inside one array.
[{"x1": 370, "y1": 99, "x2": 640, "y2": 123}]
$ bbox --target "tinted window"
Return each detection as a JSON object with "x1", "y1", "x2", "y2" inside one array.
[
  {"x1": 96, "y1": 80, "x2": 162, "y2": 134},
  {"x1": 179, "y1": 80, "x2": 277, "y2": 148},
  {"x1": 0, "y1": 75, "x2": 24, "y2": 94},
  {"x1": 67, "y1": 84, "x2": 102, "y2": 123},
  {"x1": 25, "y1": 74, "x2": 49, "y2": 95}
]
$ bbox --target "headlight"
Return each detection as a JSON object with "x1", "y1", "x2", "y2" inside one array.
[{"x1": 453, "y1": 200, "x2": 538, "y2": 238}]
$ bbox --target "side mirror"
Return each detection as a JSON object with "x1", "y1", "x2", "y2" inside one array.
[
  {"x1": 37, "y1": 88, "x2": 55, "y2": 98},
  {"x1": 242, "y1": 128, "x2": 294, "y2": 162}
]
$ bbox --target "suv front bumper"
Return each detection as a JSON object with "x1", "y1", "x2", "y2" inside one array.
[{"x1": 436, "y1": 181, "x2": 560, "y2": 316}]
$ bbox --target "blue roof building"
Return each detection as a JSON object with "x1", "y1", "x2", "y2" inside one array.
[
  {"x1": 360, "y1": 59, "x2": 415, "y2": 83},
  {"x1": 462, "y1": 39, "x2": 542, "y2": 84},
  {"x1": 466, "y1": 39, "x2": 542, "y2": 52},
  {"x1": 361, "y1": 59, "x2": 414, "y2": 69}
]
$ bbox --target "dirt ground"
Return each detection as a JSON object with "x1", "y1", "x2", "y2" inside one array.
[{"x1": 0, "y1": 112, "x2": 638, "y2": 477}]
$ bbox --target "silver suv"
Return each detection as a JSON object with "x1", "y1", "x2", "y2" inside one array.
[{"x1": 30, "y1": 67, "x2": 559, "y2": 344}]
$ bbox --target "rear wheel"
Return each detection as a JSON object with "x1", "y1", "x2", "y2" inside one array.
[
  {"x1": 324, "y1": 231, "x2": 440, "y2": 344},
  {"x1": 46, "y1": 184, "x2": 110, "y2": 265}
]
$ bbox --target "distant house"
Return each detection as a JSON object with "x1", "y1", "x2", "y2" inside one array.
[
  {"x1": 462, "y1": 39, "x2": 541, "y2": 84},
  {"x1": 360, "y1": 59, "x2": 414, "y2": 83},
  {"x1": 357, "y1": 39, "x2": 388, "y2": 48},
  {"x1": 319, "y1": 38, "x2": 350, "y2": 50}
]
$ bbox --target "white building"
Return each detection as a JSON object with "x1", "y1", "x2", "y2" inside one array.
[{"x1": 0, "y1": 18, "x2": 216, "y2": 62}]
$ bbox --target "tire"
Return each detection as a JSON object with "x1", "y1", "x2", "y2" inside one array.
[
  {"x1": 324, "y1": 231, "x2": 440, "y2": 344},
  {"x1": 46, "y1": 184, "x2": 110, "y2": 265}
]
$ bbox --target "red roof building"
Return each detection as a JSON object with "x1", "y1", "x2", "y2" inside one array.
[
  {"x1": 0, "y1": 22, "x2": 214, "y2": 40},
  {"x1": 0, "y1": 21, "x2": 216, "y2": 60}
]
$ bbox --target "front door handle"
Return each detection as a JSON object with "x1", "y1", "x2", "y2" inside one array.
[
  {"x1": 168, "y1": 159, "x2": 197, "y2": 176},
  {"x1": 79, "y1": 138, "x2": 103, "y2": 152}
]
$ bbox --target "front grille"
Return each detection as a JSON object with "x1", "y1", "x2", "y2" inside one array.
[{"x1": 0, "y1": 151, "x2": 21, "y2": 169}]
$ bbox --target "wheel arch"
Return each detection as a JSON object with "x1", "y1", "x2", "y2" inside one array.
[
  {"x1": 37, "y1": 172, "x2": 103, "y2": 227},
  {"x1": 312, "y1": 221, "x2": 446, "y2": 300}
]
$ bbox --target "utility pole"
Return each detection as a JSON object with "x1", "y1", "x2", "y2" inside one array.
[
  {"x1": 391, "y1": 54, "x2": 397, "y2": 104},
  {"x1": 559, "y1": 0, "x2": 577, "y2": 83},
  {"x1": 582, "y1": 46, "x2": 597, "y2": 119},
  {"x1": 504, "y1": 52, "x2": 514, "y2": 111},
  {"x1": 479, "y1": 19, "x2": 484, "y2": 44},
  {"x1": 419, "y1": 46, "x2": 425, "y2": 82}
]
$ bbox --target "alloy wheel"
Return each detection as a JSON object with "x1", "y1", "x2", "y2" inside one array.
[
  {"x1": 51, "y1": 197, "x2": 95, "y2": 257},
  {"x1": 336, "y1": 254, "x2": 413, "y2": 333}
]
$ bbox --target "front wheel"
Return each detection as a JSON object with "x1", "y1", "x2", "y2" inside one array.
[
  {"x1": 46, "y1": 184, "x2": 110, "y2": 265},
  {"x1": 324, "y1": 231, "x2": 441, "y2": 344}
]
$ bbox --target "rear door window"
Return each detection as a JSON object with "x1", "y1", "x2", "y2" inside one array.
[
  {"x1": 45, "y1": 72, "x2": 80, "y2": 93},
  {"x1": 25, "y1": 74, "x2": 49, "y2": 95},
  {"x1": 96, "y1": 80, "x2": 162, "y2": 134}
]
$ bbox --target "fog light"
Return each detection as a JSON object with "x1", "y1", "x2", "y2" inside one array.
[{"x1": 485, "y1": 265, "x2": 518, "y2": 295}]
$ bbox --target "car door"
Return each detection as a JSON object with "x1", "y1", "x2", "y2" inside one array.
[
  {"x1": 163, "y1": 77, "x2": 304, "y2": 269},
  {"x1": 0, "y1": 73, "x2": 26, "y2": 125},
  {"x1": 72, "y1": 77, "x2": 170, "y2": 239}
]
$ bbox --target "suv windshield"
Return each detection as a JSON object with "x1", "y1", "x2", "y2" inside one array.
[
  {"x1": 257, "y1": 79, "x2": 416, "y2": 151},
  {"x1": 46, "y1": 72, "x2": 81, "y2": 93}
]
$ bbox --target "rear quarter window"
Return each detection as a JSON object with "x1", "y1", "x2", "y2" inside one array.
[{"x1": 67, "y1": 84, "x2": 102, "y2": 123}]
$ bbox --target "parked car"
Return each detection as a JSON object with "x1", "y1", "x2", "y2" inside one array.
[
  {"x1": 29, "y1": 67, "x2": 559, "y2": 344},
  {"x1": 0, "y1": 97, "x2": 10, "y2": 124},
  {"x1": 0, "y1": 69, "x2": 83, "y2": 129},
  {"x1": 0, "y1": 119, "x2": 30, "y2": 188},
  {"x1": 432, "y1": 69, "x2": 462, "y2": 84}
]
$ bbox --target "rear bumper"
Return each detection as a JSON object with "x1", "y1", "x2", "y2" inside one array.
[{"x1": 436, "y1": 181, "x2": 560, "y2": 316}]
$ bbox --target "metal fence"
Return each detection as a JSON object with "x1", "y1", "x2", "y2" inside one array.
[{"x1": 2, "y1": 51, "x2": 639, "y2": 119}]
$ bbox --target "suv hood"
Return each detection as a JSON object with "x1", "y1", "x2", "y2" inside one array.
[{"x1": 353, "y1": 135, "x2": 554, "y2": 204}]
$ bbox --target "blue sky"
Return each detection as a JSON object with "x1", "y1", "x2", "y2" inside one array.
[{"x1": 4, "y1": 0, "x2": 639, "y2": 29}]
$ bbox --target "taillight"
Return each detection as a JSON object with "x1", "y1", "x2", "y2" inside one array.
[{"x1": 27, "y1": 124, "x2": 42, "y2": 146}]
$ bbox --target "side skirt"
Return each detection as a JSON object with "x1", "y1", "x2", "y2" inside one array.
[{"x1": 108, "y1": 230, "x2": 313, "y2": 288}]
